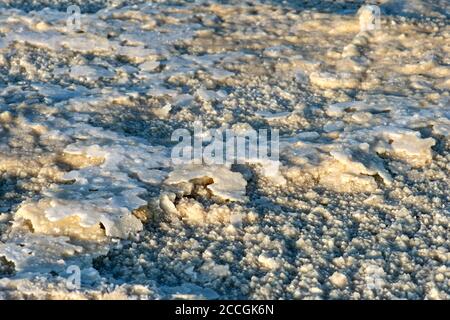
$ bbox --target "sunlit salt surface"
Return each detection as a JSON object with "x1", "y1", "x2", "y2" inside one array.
[{"x1": 0, "y1": 0, "x2": 448, "y2": 299}]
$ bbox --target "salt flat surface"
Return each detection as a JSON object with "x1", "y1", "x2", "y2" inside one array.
[{"x1": 0, "y1": 0, "x2": 448, "y2": 299}]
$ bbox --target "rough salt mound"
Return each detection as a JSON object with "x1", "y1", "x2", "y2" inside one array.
[
  {"x1": 165, "y1": 165, "x2": 247, "y2": 202},
  {"x1": 281, "y1": 94, "x2": 449, "y2": 192},
  {"x1": 14, "y1": 124, "x2": 171, "y2": 240}
]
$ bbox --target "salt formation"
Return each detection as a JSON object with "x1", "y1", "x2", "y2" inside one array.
[
  {"x1": 0, "y1": 0, "x2": 448, "y2": 300},
  {"x1": 281, "y1": 138, "x2": 392, "y2": 192},
  {"x1": 329, "y1": 272, "x2": 348, "y2": 289},
  {"x1": 164, "y1": 165, "x2": 247, "y2": 202},
  {"x1": 0, "y1": 234, "x2": 83, "y2": 273},
  {"x1": 281, "y1": 94, "x2": 448, "y2": 192},
  {"x1": 15, "y1": 124, "x2": 171, "y2": 240},
  {"x1": 373, "y1": 127, "x2": 436, "y2": 167},
  {"x1": 175, "y1": 198, "x2": 207, "y2": 225}
]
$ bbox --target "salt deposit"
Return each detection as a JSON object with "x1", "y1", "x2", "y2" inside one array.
[
  {"x1": 164, "y1": 164, "x2": 247, "y2": 202},
  {"x1": 0, "y1": 0, "x2": 448, "y2": 300}
]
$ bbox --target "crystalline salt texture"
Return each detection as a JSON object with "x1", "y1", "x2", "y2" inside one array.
[
  {"x1": 117, "y1": 46, "x2": 158, "y2": 62},
  {"x1": 13, "y1": 122, "x2": 171, "y2": 239},
  {"x1": 310, "y1": 72, "x2": 360, "y2": 89},
  {"x1": 374, "y1": 127, "x2": 436, "y2": 167},
  {"x1": 0, "y1": 234, "x2": 83, "y2": 274},
  {"x1": 255, "y1": 111, "x2": 292, "y2": 120},
  {"x1": 208, "y1": 68, "x2": 235, "y2": 81},
  {"x1": 165, "y1": 165, "x2": 247, "y2": 202},
  {"x1": 69, "y1": 65, "x2": 115, "y2": 81},
  {"x1": 196, "y1": 88, "x2": 227, "y2": 102},
  {"x1": 61, "y1": 35, "x2": 115, "y2": 54}
]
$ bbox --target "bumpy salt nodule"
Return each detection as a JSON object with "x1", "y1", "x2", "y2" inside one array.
[{"x1": 164, "y1": 164, "x2": 248, "y2": 202}]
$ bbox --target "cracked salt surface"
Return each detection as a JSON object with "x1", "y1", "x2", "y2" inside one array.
[{"x1": 0, "y1": 0, "x2": 449, "y2": 299}]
